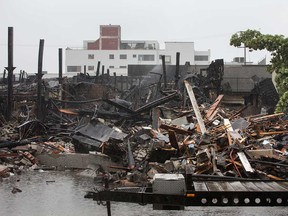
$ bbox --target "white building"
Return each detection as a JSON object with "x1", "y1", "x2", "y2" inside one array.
[{"x1": 65, "y1": 25, "x2": 211, "y2": 76}]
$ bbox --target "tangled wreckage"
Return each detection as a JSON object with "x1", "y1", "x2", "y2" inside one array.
[{"x1": 1, "y1": 56, "x2": 288, "y2": 214}]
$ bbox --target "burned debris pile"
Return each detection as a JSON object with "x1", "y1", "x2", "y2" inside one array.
[{"x1": 1, "y1": 60, "x2": 287, "y2": 188}]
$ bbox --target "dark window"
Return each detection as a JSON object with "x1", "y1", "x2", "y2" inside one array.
[
  {"x1": 120, "y1": 54, "x2": 127, "y2": 59},
  {"x1": 109, "y1": 54, "x2": 114, "y2": 59},
  {"x1": 120, "y1": 66, "x2": 127, "y2": 68},
  {"x1": 67, "y1": 66, "x2": 81, "y2": 72},
  {"x1": 194, "y1": 55, "x2": 209, "y2": 61},
  {"x1": 138, "y1": 54, "x2": 155, "y2": 61},
  {"x1": 109, "y1": 66, "x2": 114, "y2": 68},
  {"x1": 133, "y1": 54, "x2": 137, "y2": 58},
  {"x1": 88, "y1": 66, "x2": 94, "y2": 70},
  {"x1": 88, "y1": 54, "x2": 94, "y2": 59}
]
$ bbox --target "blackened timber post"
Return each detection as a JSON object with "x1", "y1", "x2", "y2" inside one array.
[
  {"x1": 175, "y1": 52, "x2": 180, "y2": 89},
  {"x1": 101, "y1": 65, "x2": 105, "y2": 84},
  {"x1": 58, "y1": 48, "x2": 63, "y2": 84},
  {"x1": 58, "y1": 48, "x2": 63, "y2": 110},
  {"x1": 5, "y1": 27, "x2": 16, "y2": 121},
  {"x1": 107, "y1": 69, "x2": 110, "y2": 83},
  {"x1": 161, "y1": 55, "x2": 167, "y2": 89},
  {"x1": 113, "y1": 72, "x2": 117, "y2": 88},
  {"x1": 120, "y1": 75, "x2": 123, "y2": 91},
  {"x1": 37, "y1": 39, "x2": 44, "y2": 121},
  {"x1": 95, "y1": 61, "x2": 100, "y2": 83},
  {"x1": 126, "y1": 76, "x2": 129, "y2": 90}
]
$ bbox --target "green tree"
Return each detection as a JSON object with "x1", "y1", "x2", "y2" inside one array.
[{"x1": 230, "y1": 30, "x2": 288, "y2": 113}]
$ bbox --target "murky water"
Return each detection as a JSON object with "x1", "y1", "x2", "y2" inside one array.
[{"x1": 0, "y1": 170, "x2": 287, "y2": 216}]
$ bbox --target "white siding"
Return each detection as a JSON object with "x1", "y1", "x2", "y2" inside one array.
[{"x1": 66, "y1": 41, "x2": 210, "y2": 76}]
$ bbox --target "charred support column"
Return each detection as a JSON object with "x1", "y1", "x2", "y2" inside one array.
[
  {"x1": 84, "y1": 65, "x2": 87, "y2": 76},
  {"x1": 95, "y1": 61, "x2": 100, "y2": 83},
  {"x1": 120, "y1": 75, "x2": 123, "y2": 91},
  {"x1": 58, "y1": 48, "x2": 63, "y2": 84},
  {"x1": 107, "y1": 69, "x2": 110, "y2": 83},
  {"x1": 161, "y1": 55, "x2": 167, "y2": 89},
  {"x1": 175, "y1": 52, "x2": 180, "y2": 89},
  {"x1": 58, "y1": 48, "x2": 63, "y2": 109},
  {"x1": 101, "y1": 65, "x2": 105, "y2": 84},
  {"x1": 113, "y1": 72, "x2": 117, "y2": 88},
  {"x1": 37, "y1": 39, "x2": 44, "y2": 121},
  {"x1": 5, "y1": 27, "x2": 16, "y2": 121},
  {"x1": 126, "y1": 76, "x2": 129, "y2": 90}
]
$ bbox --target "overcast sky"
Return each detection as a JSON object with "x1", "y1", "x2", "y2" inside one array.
[{"x1": 1, "y1": 0, "x2": 288, "y2": 73}]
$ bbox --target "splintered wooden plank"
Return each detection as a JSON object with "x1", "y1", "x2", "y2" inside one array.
[
  {"x1": 184, "y1": 80, "x2": 206, "y2": 134},
  {"x1": 230, "y1": 181, "x2": 249, "y2": 191},
  {"x1": 237, "y1": 152, "x2": 254, "y2": 173},
  {"x1": 265, "y1": 182, "x2": 288, "y2": 191},
  {"x1": 205, "y1": 94, "x2": 224, "y2": 120},
  {"x1": 241, "y1": 182, "x2": 263, "y2": 191},
  {"x1": 193, "y1": 181, "x2": 208, "y2": 191},
  {"x1": 205, "y1": 182, "x2": 224, "y2": 191},
  {"x1": 253, "y1": 182, "x2": 275, "y2": 191},
  {"x1": 217, "y1": 181, "x2": 235, "y2": 191}
]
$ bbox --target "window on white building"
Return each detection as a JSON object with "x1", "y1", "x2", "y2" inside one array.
[
  {"x1": 133, "y1": 54, "x2": 137, "y2": 58},
  {"x1": 120, "y1": 54, "x2": 127, "y2": 59},
  {"x1": 195, "y1": 55, "x2": 209, "y2": 61},
  {"x1": 109, "y1": 66, "x2": 114, "y2": 68},
  {"x1": 138, "y1": 54, "x2": 155, "y2": 61},
  {"x1": 109, "y1": 54, "x2": 114, "y2": 59},
  {"x1": 88, "y1": 54, "x2": 94, "y2": 59},
  {"x1": 67, "y1": 66, "x2": 81, "y2": 72},
  {"x1": 88, "y1": 66, "x2": 94, "y2": 71},
  {"x1": 120, "y1": 66, "x2": 127, "y2": 68}
]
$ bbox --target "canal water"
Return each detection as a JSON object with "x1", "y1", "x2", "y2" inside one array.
[{"x1": 0, "y1": 170, "x2": 287, "y2": 216}]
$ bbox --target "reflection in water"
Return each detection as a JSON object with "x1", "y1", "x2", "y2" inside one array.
[{"x1": 0, "y1": 171, "x2": 286, "y2": 216}]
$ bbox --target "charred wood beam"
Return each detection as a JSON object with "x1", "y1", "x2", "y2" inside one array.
[
  {"x1": 0, "y1": 137, "x2": 48, "y2": 149},
  {"x1": 160, "y1": 124, "x2": 194, "y2": 135},
  {"x1": 103, "y1": 99, "x2": 135, "y2": 114},
  {"x1": 205, "y1": 94, "x2": 224, "y2": 120},
  {"x1": 51, "y1": 98, "x2": 102, "y2": 104},
  {"x1": 134, "y1": 92, "x2": 179, "y2": 114},
  {"x1": 168, "y1": 130, "x2": 180, "y2": 152},
  {"x1": 250, "y1": 160, "x2": 288, "y2": 168}
]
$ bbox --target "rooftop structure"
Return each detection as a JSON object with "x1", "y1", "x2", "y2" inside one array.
[{"x1": 66, "y1": 25, "x2": 211, "y2": 76}]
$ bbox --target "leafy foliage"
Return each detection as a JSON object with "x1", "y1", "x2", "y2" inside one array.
[{"x1": 230, "y1": 30, "x2": 288, "y2": 113}]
